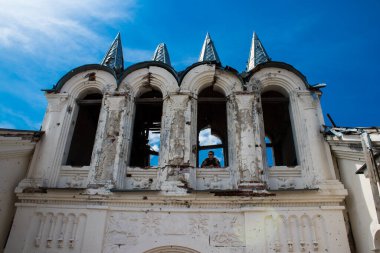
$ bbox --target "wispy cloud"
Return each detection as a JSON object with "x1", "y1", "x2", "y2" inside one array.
[
  {"x1": 124, "y1": 48, "x2": 154, "y2": 63},
  {"x1": 0, "y1": 121, "x2": 15, "y2": 129},
  {"x1": 0, "y1": 0, "x2": 141, "y2": 130},
  {"x1": 0, "y1": 0, "x2": 137, "y2": 66},
  {"x1": 0, "y1": 105, "x2": 41, "y2": 129},
  {"x1": 0, "y1": 81, "x2": 47, "y2": 109},
  {"x1": 172, "y1": 56, "x2": 198, "y2": 69}
]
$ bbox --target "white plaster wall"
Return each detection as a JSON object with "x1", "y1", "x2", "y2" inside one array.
[
  {"x1": 3, "y1": 63, "x2": 353, "y2": 253},
  {"x1": 18, "y1": 70, "x2": 117, "y2": 190},
  {"x1": 0, "y1": 137, "x2": 35, "y2": 253},
  {"x1": 250, "y1": 67, "x2": 334, "y2": 189},
  {"x1": 336, "y1": 157, "x2": 378, "y2": 252},
  {"x1": 4, "y1": 206, "x2": 107, "y2": 253},
  {"x1": 4, "y1": 201, "x2": 350, "y2": 253}
]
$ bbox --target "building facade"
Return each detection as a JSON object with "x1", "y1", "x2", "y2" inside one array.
[{"x1": 2, "y1": 32, "x2": 371, "y2": 252}]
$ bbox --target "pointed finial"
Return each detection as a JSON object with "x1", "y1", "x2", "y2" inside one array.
[
  {"x1": 246, "y1": 32, "x2": 270, "y2": 72},
  {"x1": 198, "y1": 33, "x2": 221, "y2": 63},
  {"x1": 152, "y1": 43, "x2": 171, "y2": 66},
  {"x1": 101, "y1": 32, "x2": 124, "y2": 76}
]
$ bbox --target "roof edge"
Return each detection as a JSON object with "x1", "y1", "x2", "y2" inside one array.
[
  {"x1": 51, "y1": 64, "x2": 117, "y2": 93},
  {"x1": 118, "y1": 61, "x2": 178, "y2": 86},
  {"x1": 178, "y1": 61, "x2": 221, "y2": 85},
  {"x1": 244, "y1": 61, "x2": 309, "y2": 87}
]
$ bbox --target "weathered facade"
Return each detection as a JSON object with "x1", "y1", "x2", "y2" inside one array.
[
  {"x1": 0, "y1": 130, "x2": 41, "y2": 252},
  {"x1": 3, "y1": 32, "x2": 375, "y2": 252},
  {"x1": 326, "y1": 128, "x2": 380, "y2": 253}
]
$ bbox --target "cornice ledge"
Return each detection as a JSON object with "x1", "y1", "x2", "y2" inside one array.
[{"x1": 15, "y1": 189, "x2": 347, "y2": 208}]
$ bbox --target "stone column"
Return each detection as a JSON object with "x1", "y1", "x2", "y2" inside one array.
[
  {"x1": 113, "y1": 93, "x2": 134, "y2": 189},
  {"x1": 234, "y1": 93, "x2": 259, "y2": 180},
  {"x1": 88, "y1": 94, "x2": 126, "y2": 189},
  {"x1": 158, "y1": 93, "x2": 195, "y2": 193},
  {"x1": 252, "y1": 88, "x2": 266, "y2": 179}
]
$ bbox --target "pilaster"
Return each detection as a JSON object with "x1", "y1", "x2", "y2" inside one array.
[
  {"x1": 234, "y1": 93, "x2": 260, "y2": 183},
  {"x1": 88, "y1": 94, "x2": 127, "y2": 188}
]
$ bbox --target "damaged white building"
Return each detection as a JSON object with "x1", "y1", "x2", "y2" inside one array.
[{"x1": 1, "y1": 32, "x2": 379, "y2": 253}]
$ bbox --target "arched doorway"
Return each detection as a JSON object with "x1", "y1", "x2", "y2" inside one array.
[{"x1": 144, "y1": 245, "x2": 200, "y2": 253}]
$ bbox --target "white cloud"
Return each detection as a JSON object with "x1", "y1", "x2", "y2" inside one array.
[
  {"x1": 199, "y1": 128, "x2": 222, "y2": 146},
  {"x1": 151, "y1": 144, "x2": 159, "y2": 153},
  {"x1": 0, "y1": 0, "x2": 137, "y2": 64},
  {"x1": 148, "y1": 131, "x2": 160, "y2": 146}
]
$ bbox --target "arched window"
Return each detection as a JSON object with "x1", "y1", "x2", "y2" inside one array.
[
  {"x1": 64, "y1": 93, "x2": 102, "y2": 166},
  {"x1": 262, "y1": 91, "x2": 297, "y2": 166},
  {"x1": 130, "y1": 90, "x2": 163, "y2": 167},
  {"x1": 197, "y1": 86, "x2": 228, "y2": 167}
]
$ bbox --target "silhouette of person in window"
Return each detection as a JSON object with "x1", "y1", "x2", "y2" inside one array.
[{"x1": 201, "y1": 151, "x2": 221, "y2": 168}]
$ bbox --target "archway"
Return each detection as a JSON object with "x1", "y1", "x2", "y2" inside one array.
[{"x1": 144, "y1": 245, "x2": 201, "y2": 253}]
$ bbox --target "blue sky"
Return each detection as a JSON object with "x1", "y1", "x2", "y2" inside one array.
[{"x1": 0, "y1": 0, "x2": 379, "y2": 130}]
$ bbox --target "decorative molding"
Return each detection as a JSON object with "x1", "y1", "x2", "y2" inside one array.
[
  {"x1": 144, "y1": 246, "x2": 200, "y2": 253},
  {"x1": 268, "y1": 166, "x2": 302, "y2": 177},
  {"x1": 0, "y1": 139, "x2": 36, "y2": 159},
  {"x1": 210, "y1": 215, "x2": 245, "y2": 247},
  {"x1": 264, "y1": 214, "x2": 328, "y2": 252},
  {"x1": 195, "y1": 168, "x2": 231, "y2": 190},
  {"x1": 57, "y1": 166, "x2": 89, "y2": 188},
  {"x1": 189, "y1": 214, "x2": 209, "y2": 236},
  {"x1": 15, "y1": 191, "x2": 346, "y2": 210},
  {"x1": 31, "y1": 211, "x2": 86, "y2": 250}
]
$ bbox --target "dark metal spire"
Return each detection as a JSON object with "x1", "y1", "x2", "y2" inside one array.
[
  {"x1": 152, "y1": 43, "x2": 171, "y2": 66},
  {"x1": 198, "y1": 33, "x2": 221, "y2": 64},
  {"x1": 101, "y1": 32, "x2": 124, "y2": 76},
  {"x1": 246, "y1": 32, "x2": 270, "y2": 71}
]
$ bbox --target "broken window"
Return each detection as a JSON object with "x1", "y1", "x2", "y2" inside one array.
[
  {"x1": 129, "y1": 90, "x2": 163, "y2": 167},
  {"x1": 197, "y1": 86, "x2": 228, "y2": 167},
  {"x1": 198, "y1": 128, "x2": 225, "y2": 167},
  {"x1": 65, "y1": 93, "x2": 102, "y2": 166},
  {"x1": 265, "y1": 136, "x2": 274, "y2": 167},
  {"x1": 262, "y1": 91, "x2": 297, "y2": 166}
]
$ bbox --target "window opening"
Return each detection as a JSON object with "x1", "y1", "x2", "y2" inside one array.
[
  {"x1": 130, "y1": 90, "x2": 163, "y2": 167},
  {"x1": 262, "y1": 91, "x2": 297, "y2": 166},
  {"x1": 197, "y1": 86, "x2": 228, "y2": 167},
  {"x1": 65, "y1": 93, "x2": 102, "y2": 166},
  {"x1": 265, "y1": 136, "x2": 274, "y2": 167},
  {"x1": 198, "y1": 128, "x2": 224, "y2": 167}
]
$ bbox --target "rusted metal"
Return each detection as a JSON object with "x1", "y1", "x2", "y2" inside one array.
[
  {"x1": 327, "y1": 113, "x2": 337, "y2": 127},
  {"x1": 212, "y1": 190, "x2": 275, "y2": 197},
  {"x1": 0, "y1": 129, "x2": 44, "y2": 141}
]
